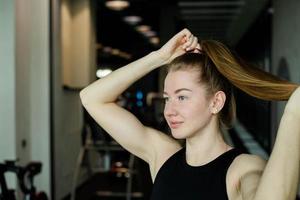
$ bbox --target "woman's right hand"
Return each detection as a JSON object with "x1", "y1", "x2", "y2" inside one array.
[{"x1": 156, "y1": 28, "x2": 200, "y2": 64}]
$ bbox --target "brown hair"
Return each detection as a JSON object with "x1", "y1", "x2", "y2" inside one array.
[{"x1": 167, "y1": 40, "x2": 299, "y2": 129}]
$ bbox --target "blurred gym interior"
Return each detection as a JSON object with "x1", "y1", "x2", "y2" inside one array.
[{"x1": 1, "y1": 0, "x2": 300, "y2": 199}]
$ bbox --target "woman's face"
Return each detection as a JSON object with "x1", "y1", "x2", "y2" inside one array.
[{"x1": 163, "y1": 70, "x2": 213, "y2": 139}]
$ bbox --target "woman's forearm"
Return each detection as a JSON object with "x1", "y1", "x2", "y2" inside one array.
[
  {"x1": 79, "y1": 28, "x2": 197, "y2": 105},
  {"x1": 80, "y1": 51, "x2": 165, "y2": 105},
  {"x1": 254, "y1": 87, "x2": 300, "y2": 200},
  {"x1": 254, "y1": 112, "x2": 300, "y2": 200}
]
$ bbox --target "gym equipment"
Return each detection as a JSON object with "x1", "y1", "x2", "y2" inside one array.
[
  {"x1": 71, "y1": 108, "x2": 143, "y2": 200},
  {"x1": 0, "y1": 160, "x2": 48, "y2": 200}
]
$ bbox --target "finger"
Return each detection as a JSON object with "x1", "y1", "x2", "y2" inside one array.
[
  {"x1": 183, "y1": 35, "x2": 194, "y2": 50},
  {"x1": 190, "y1": 37, "x2": 198, "y2": 49},
  {"x1": 196, "y1": 43, "x2": 202, "y2": 50},
  {"x1": 169, "y1": 30, "x2": 190, "y2": 49},
  {"x1": 181, "y1": 28, "x2": 192, "y2": 38},
  {"x1": 193, "y1": 43, "x2": 202, "y2": 53},
  {"x1": 185, "y1": 36, "x2": 198, "y2": 51},
  {"x1": 169, "y1": 28, "x2": 189, "y2": 44},
  {"x1": 176, "y1": 28, "x2": 191, "y2": 42}
]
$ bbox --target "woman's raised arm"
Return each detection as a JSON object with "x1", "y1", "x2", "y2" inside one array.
[
  {"x1": 251, "y1": 86, "x2": 300, "y2": 200},
  {"x1": 79, "y1": 28, "x2": 198, "y2": 163}
]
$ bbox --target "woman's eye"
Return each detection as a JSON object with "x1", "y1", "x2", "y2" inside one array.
[{"x1": 178, "y1": 96, "x2": 187, "y2": 101}]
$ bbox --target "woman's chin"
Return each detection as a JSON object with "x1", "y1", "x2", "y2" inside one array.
[{"x1": 171, "y1": 131, "x2": 186, "y2": 140}]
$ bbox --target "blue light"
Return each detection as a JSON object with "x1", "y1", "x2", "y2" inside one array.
[
  {"x1": 136, "y1": 91, "x2": 143, "y2": 100},
  {"x1": 136, "y1": 101, "x2": 143, "y2": 107}
]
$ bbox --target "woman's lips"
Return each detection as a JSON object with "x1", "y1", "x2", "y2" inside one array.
[{"x1": 170, "y1": 122, "x2": 183, "y2": 129}]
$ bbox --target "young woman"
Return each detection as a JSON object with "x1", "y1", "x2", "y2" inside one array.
[{"x1": 80, "y1": 28, "x2": 300, "y2": 200}]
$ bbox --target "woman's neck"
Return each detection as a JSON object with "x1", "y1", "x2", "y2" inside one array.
[{"x1": 185, "y1": 120, "x2": 232, "y2": 166}]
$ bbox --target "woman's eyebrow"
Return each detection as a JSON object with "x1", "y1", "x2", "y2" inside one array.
[{"x1": 163, "y1": 88, "x2": 192, "y2": 95}]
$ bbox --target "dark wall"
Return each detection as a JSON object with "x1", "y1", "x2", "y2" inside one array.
[{"x1": 234, "y1": 3, "x2": 272, "y2": 153}]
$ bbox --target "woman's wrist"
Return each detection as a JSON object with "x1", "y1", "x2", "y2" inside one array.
[{"x1": 151, "y1": 50, "x2": 169, "y2": 66}]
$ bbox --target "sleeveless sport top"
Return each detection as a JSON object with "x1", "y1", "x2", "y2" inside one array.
[{"x1": 150, "y1": 147, "x2": 242, "y2": 200}]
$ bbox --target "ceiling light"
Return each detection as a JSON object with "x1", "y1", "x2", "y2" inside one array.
[
  {"x1": 111, "y1": 48, "x2": 120, "y2": 55},
  {"x1": 150, "y1": 37, "x2": 160, "y2": 45},
  {"x1": 123, "y1": 16, "x2": 142, "y2": 25},
  {"x1": 136, "y1": 25, "x2": 151, "y2": 33},
  {"x1": 119, "y1": 52, "x2": 132, "y2": 60},
  {"x1": 96, "y1": 69, "x2": 112, "y2": 78},
  {"x1": 103, "y1": 46, "x2": 112, "y2": 53},
  {"x1": 105, "y1": 0, "x2": 130, "y2": 11},
  {"x1": 143, "y1": 30, "x2": 156, "y2": 37}
]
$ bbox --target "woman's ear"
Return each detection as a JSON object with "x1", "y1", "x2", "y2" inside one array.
[{"x1": 210, "y1": 91, "x2": 226, "y2": 114}]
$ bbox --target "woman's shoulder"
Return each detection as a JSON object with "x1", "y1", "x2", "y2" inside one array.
[
  {"x1": 227, "y1": 153, "x2": 266, "y2": 181},
  {"x1": 226, "y1": 152, "x2": 267, "y2": 199},
  {"x1": 227, "y1": 152, "x2": 266, "y2": 179},
  {"x1": 231, "y1": 153, "x2": 267, "y2": 171}
]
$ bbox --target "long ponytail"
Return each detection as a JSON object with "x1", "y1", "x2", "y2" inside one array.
[
  {"x1": 201, "y1": 40, "x2": 299, "y2": 101},
  {"x1": 167, "y1": 40, "x2": 298, "y2": 129}
]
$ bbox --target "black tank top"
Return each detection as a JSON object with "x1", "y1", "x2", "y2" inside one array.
[{"x1": 150, "y1": 147, "x2": 242, "y2": 200}]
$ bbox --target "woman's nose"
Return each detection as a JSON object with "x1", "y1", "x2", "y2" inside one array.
[{"x1": 164, "y1": 103, "x2": 178, "y2": 117}]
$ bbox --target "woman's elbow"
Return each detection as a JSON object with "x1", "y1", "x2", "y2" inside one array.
[{"x1": 79, "y1": 89, "x2": 90, "y2": 106}]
